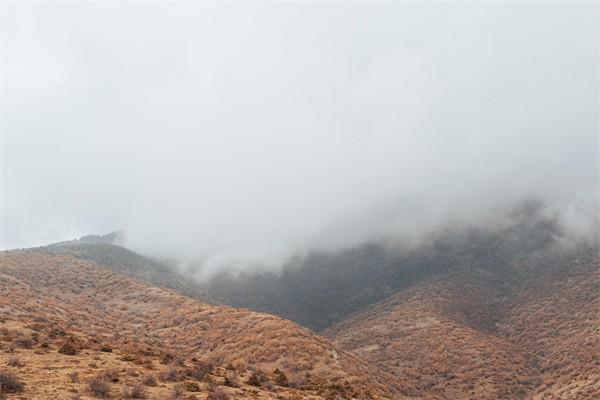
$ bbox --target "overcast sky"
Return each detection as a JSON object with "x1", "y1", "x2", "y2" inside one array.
[{"x1": 1, "y1": 3, "x2": 598, "y2": 269}]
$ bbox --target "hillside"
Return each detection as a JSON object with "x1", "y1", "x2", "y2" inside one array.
[
  {"x1": 46, "y1": 237, "x2": 216, "y2": 305},
  {"x1": 497, "y1": 252, "x2": 600, "y2": 399},
  {"x1": 324, "y1": 250, "x2": 600, "y2": 400},
  {"x1": 5, "y1": 203, "x2": 596, "y2": 399},
  {"x1": 0, "y1": 250, "x2": 404, "y2": 400},
  {"x1": 198, "y1": 204, "x2": 599, "y2": 399},
  {"x1": 202, "y1": 202, "x2": 569, "y2": 331}
]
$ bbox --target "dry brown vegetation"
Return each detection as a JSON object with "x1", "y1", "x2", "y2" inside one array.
[
  {"x1": 497, "y1": 256, "x2": 600, "y2": 399},
  {"x1": 0, "y1": 370, "x2": 24, "y2": 394},
  {"x1": 326, "y1": 252, "x2": 600, "y2": 400},
  {"x1": 1, "y1": 241, "x2": 597, "y2": 399},
  {"x1": 0, "y1": 250, "x2": 399, "y2": 399}
]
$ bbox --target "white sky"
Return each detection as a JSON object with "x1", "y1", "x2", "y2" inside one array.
[{"x1": 1, "y1": 2, "x2": 598, "y2": 269}]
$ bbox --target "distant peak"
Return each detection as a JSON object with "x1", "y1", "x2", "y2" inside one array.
[{"x1": 77, "y1": 231, "x2": 124, "y2": 245}]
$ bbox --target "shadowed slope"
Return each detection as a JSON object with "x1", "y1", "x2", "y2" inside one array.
[{"x1": 203, "y1": 202, "x2": 566, "y2": 331}]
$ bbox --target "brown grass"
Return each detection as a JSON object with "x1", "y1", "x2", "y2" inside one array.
[{"x1": 88, "y1": 376, "x2": 111, "y2": 398}]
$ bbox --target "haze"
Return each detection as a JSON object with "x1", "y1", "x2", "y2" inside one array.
[{"x1": 1, "y1": 3, "x2": 597, "y2": 271}]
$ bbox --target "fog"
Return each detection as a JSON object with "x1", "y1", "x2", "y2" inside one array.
[{"x1": 1, "y1": 3, "x2": 598, "y2": 271}]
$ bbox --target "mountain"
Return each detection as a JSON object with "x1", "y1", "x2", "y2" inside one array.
[
  {"x1": 2, "y1": 201, "x2": 596, "y2": 399},
  {"x1": 324, "y1": 250, "x2": 599, "y2": 399},
  {"x1": 496, "y1": 252, "x2": 600, "y2": 399},
  {"x1": 199, "y1": 203, "x2": 599, "y2": 399},
  {"x1": 0, "y1": 249, "x2": 403, "y2": 399},
  {"x1": 201, "y1": 201, "x2": 573, "y2": 331},
  {"x1": 46, "y1": 235, "x2": 216, "y2": 305}
]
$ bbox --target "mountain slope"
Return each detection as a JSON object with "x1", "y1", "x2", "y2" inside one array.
[
  {"x1": 324, "y1": 250, "x2": 599, "y2": 400},
  {"x1": 202, "y1": 202, "x2": 567, "y2": 331},
  {"x1": 496, "y1": 252, "x2": 600, "y2": 399},
  {"x1": 46, "y1": 238, "x2": 216, "y2": 305},
  {"x1": 0, "y1": 249, "x2": 405, "y2": 399}
]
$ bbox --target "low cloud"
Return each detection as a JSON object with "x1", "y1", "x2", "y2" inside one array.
[{"x1": 1, "y1": 3, "x2": 597, "y2": 272}]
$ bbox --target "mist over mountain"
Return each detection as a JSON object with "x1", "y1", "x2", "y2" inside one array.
[
  {"x1": 40, "y1": 199, "x2": 598, "y2": 332},
  {"x1": 199, "y1": 200, "x2": 598, "y2": 330},
  {"x1": 1, "y1": 3, "x2": 599, "y2": 399},
  {"x1": 2, "y1": 3, "x2": 597, "y2": 274},
  {"x1": 16, "y1": 198, "x2": 597, "y2": 399}
]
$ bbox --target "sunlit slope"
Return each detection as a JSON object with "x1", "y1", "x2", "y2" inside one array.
[{"x1": 0, "y1": 250, "x2": 406, "y2": 400}]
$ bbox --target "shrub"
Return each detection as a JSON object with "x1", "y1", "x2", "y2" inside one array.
[
  {"x1": 170, "y1": 384, "x2": 183, "y2": 399},
  {"x1": 159, "y1": 367, "x2": 179, "y2": 382},
  {"x1": 141, "y1": 374, "x2": 157, "y2": 386},
  {"x1": 88, "y1": 377, "x2": 111, "y2": 398},
  {"x1": 68, "y1": 371, "x2": 79, "y2": 383},
  {"x1": 49, "y1": 327, "x2": 66, "y2": 338},
  {"x1": 160, "y1": 353, "x2": 174, "y2": 365},
  {"x1": 122, "y1": 383, "x2": 147, "y2": 399},
  {"x1": 58, "y1": 343, "x2": 78, "y2": 356},
  {"x1": 207, "y1": 387, "x2": 229, "y2": 400},
  {"x1": 7, "y1": 357, "x2": 24, "y2": 367},
  {"x1": 174, "y1": 356, "x2": 186, "y2": 366},
  {"x1": 273, "y1": 368, "x2": 289, "y2": 387},
  {"x1": 13, "y1": 336, "x2": 33, "y2": 349},
  {"x1": 0, "y1": 370, "x2": 24, "y2": 393},
  {"x1": 223, "y1": 372, "x2": 239, "y2": 388},
  {"x1": 99, "y1": 369, "x2": 119, "y2": 383},
  {"x1": 246, "y1": 372, "x2": 260, "y2": 386},
  {"x1": 3, "y1": 343, "x2": 15, "y2": 354},
  {"x1": 187, "y1": 361, "x2": 213, "y2": 381},
  {"x1": 181, "y1": 381, "x2": 201, "y2": 392},
  {"x1": 245, "y1": 370, "x2": 268, "y2": 387}
]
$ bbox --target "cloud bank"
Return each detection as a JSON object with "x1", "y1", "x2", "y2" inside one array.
[{"x1": 1, "y1": 3, "x2": 597, "y2": 270}]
